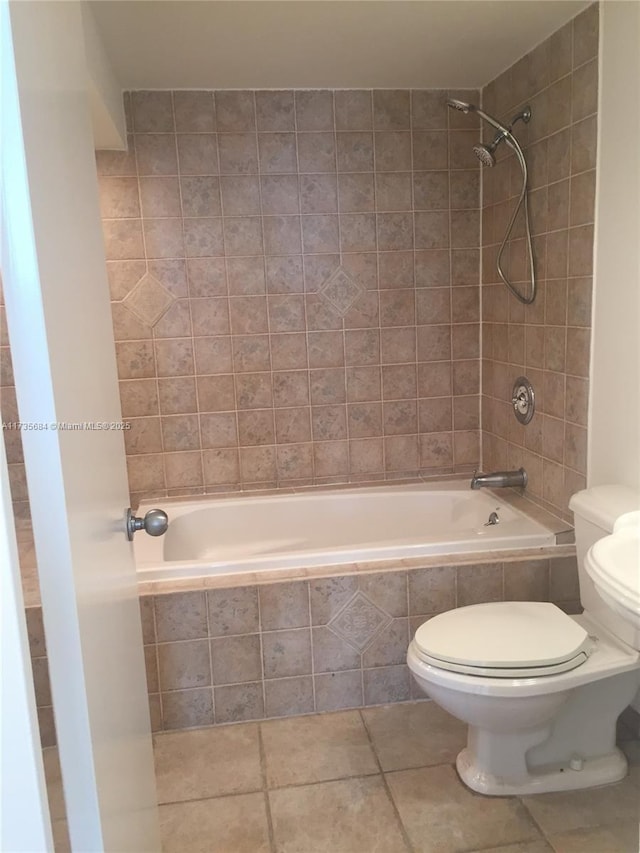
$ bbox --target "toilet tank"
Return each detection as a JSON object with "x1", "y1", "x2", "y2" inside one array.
[{"x1": 570, "y1": 485, "x2": 640, "y2": 646}]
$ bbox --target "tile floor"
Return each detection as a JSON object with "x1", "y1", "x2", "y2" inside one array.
[{"x1": 48, "y1": 701, "x2": 640, "y2": 852}]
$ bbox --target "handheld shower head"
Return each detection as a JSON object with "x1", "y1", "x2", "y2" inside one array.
[
  {"x1": 447, "y1": 99, "x2": 475, "y2": 114},
  {"x1": 447, "y1": 98, "x2": 537, "y2": 304}
]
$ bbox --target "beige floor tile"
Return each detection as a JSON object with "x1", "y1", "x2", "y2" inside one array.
[
  {"x1": 43, "y1": 748, "x2": 67, "y2": 822},
  {"x1": 154, "y1": 724, "x2": 262, "y2": 803},
  {"x1": 261, "y1": 710, "x2": 379, "y2": 787},
  {"x1": 386, "y1": 765, "x2": 541, "y2": 853},
  {"x1": 160, "y1": 792, "x2": 271, "y2": 853},
  {"x1": 362, "y1": 701, "x2": 467, "y2": 771},
  {"x1": 521, "y1": 775, "x2": 640, "y2": 835},
  {"x1": 269, "y1": 775, "x2": 409, "y2": 853},
  {"x1": 546, "y1": 821, "x2": 640, "y2": 853}
]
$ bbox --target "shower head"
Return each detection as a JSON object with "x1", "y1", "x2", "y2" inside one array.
[
  {"x1": 473, "y1": 142, "x2": 497, "y2": 167},
  {"x1": 449, "y1": 98, "x2": 537, "y2": 304},
  {"x1": 447, "y1": 98, "x2": 475, "y2": 114}
]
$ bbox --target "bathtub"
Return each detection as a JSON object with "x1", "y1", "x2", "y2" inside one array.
[{"x1": 134, "y1": 482, "x2": 557, "y2": 582}]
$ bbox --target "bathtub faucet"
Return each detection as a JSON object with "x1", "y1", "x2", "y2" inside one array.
[{"x1": 470, "y1": 468, "x2": 528, "y2": 490}]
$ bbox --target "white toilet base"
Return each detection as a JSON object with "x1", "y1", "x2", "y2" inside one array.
[{"x1": 456, "y1": 746, "x2": 628, "y2": 796}]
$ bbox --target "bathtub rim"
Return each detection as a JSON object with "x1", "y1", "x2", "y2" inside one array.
[
  {"x1": 134, "y1": 479, "x2": 573, "y2": 591},
  {"x1": 138, "y1": 542, "x2": 579, "y2": 597}
]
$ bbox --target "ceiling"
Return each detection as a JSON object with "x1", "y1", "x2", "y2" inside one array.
[{"x1": 91, "y1": 1, "x2": 590, "y2": 91}]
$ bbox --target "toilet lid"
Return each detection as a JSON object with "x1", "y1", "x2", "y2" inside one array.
[{"x1": 414, "y1": 602, "x2": 591, "y2": 670}]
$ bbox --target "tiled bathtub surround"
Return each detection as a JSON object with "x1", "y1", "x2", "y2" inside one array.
[
  {"x1": 481, "y1": 3, "x2": 598, "y2": 520},
  {"x1": 97, "y1": 88, "x2": 482, "y2": 502},
  {"x1": 27, "y1": 555, "x2": 580, "y2": 736},
  {"x1": 0, "y1": 282, "x2": 29, "y2": 521}
]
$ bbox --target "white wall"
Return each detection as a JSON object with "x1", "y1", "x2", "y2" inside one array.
[
  {"x1": 81, "y1": 1, "x2": 126, "y2": 149},
  {"x1": 589, "y1": 1, "x2": 640, "y2": 490}
]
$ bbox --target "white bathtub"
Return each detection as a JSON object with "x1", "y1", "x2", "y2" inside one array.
[{"x1": 134, "y1": 483, "x2": 557, "y2": 582}]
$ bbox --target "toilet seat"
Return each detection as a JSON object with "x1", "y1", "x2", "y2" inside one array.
[{"x1": 414, "y1": 601, "x2": 593, "y2": 678}]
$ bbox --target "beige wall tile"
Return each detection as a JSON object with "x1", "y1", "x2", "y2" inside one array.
[
  {"x1": 314, "y1": 670, "x2": 363, "y2": 711},
  {"x1": 218, "y1": 133, "x2": 258, "y2": 174},
  {"x1": 203, "y1": 447, "x2": 240, "y2": 485},
  {"x1": 363, "y1": 664, "x2": 411, "y2": 705},
  {"x1": 457, "y1": 563, "x2": 503, "y2": 607},
  {"x1": 214, "y1": 682, "x2": 264, "y2": 723},
  {"x1": 255, "y1": 90, "x2": 295, "y2": 132},
  {"x1": 98, "y1": 87, "x2": 488, "y2": 498},
  {"x1": 408, "y1": 566, "x2": 456, "y2": 615},
  {"x1": 504, "y1": 559, "x2": 550, "y2": 601},
  {"x1": 131, "y1": 91, "x2": 173, "y2": 133},
  {"x1": 173, "y1": 91, "x2": 215, "y2": 132},
  {"x1": 26, "y1": 608, "x2": 47, "y2": 658},
  {"x1": 573, "y1": 3, "x2": 599, "y2": 68},
  {"x1": 158, "y1": 640, "x2": 211, "y2": 691},
  {"x1": 335, "y1": 91, "x2": 372, "y2": 131},
  {"x1": 160, "y1": 689, "x2": 210, "y2": 736},
  {"x1": 264, "y1": 676, "x2": 314, "y2": 718},
  {"x1": 207, "y1": 586, "x2": 259, "y2": 636},
  {"x1": 337, "y1": 132, "x2": 375, "y2": 172},
  {"x1": 216, "y1": 91, "x2": 256, "y2": 132},
  {"x1": 275, "y1": 406, "x2": 311, "y2": 443},
  {"x1": 155, "y1": 592, "x2": 208, "y2": 642},
  {"x1": 262, "y1": 628, "x2": 312, "y2": 679},
  {"x1": 135, "y1": 134, "x2": 178, "y2": 176},
  {"x1": 259, "y1": 581, "x2": 310, "y2": 630},
  {"x1": 211, "y1": 634, "x2": 262, "y2": 685}
]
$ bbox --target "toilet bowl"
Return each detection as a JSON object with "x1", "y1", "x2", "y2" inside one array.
[{"x1": 408, "y1": 485, "x2": 640, "y2": 796}]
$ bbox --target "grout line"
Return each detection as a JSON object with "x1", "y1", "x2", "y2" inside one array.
[
  {"x1": 257, "y1": 724, "x2": 277, "y2": 853},
  {"x1": 256, "y1": 583, "x2": 268, "y2": 719},
  {"x1": 130, "y1": 108, "x2": 168, "y2": 499},
  {"x1": 172, "y1": 89, "x2": 207, "y2": 496},
  {"x1": 514, "y1": 794, "x2": 556, "y2": 849},
  {"x1": 252, "y1": 90, "x2": 279, "y2": 491},
  {"x1": 149, "y1": 596, "x2": 165, "y2": 728},
  {"x1": 292, "y1": 94, "x2": 315, "y2": 486},
  {"x1": 202, "y1": 567, "x2": 216, "y2": 727},
  {"x1": 307, "y1": 582, "x2": 318, "y2": 712},
  {"x1": 358, "y1": 708, "x2": 415, "y2": 852},
  {"x1": 156, "y1": 786, "x2": 264, "y2": 809}
]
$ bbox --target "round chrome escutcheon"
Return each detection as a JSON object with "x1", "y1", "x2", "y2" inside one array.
[{"x1": 511, "y1": 376, "x2": 535, "y2": 425}]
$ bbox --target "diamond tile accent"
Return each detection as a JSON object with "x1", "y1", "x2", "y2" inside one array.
[
  {"x1": 318, "y1": 267, "x2": 365, "y2": 317},
  {"x1": 122, "y1": 272, "x2": 175, "y2": 327},
  {"x1": 328, "y1": 591, "x2": 391, "y2": 652}
]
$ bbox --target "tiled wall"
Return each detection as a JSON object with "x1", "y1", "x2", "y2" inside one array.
[
  {"x1": 480, "y1": 3, "x2": 598, "y2": 520},
  {"x1": 27, "y1": 555, "x2": 580, "y2": 736},
  {"x1": 0, "y1": 282, "x2": 29, "y2": 521},
  {"x1": 96, "y1": 89, "x2": 482, "y2": 503}
]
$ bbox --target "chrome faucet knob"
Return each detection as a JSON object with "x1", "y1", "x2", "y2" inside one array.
[{"x1": 126, "y1": 507, "x2": 169, "y2": 541}]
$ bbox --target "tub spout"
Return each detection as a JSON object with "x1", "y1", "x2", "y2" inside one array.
[{"x1": 470, "y1": 468, "x2": 527, "y2": 490}]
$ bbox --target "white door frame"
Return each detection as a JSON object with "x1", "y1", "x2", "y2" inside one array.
[
  {"x1": 0, "y1": 439, "x2": 53, "y2": 853},
  {"x1": 1, "y1": 1, "x2": 160, "y2": 849}
]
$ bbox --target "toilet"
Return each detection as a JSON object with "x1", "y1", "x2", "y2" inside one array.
[{"x1": 407, "y1": 485, "x2": 640, "y2": 796}]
